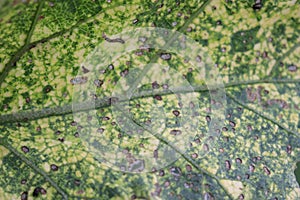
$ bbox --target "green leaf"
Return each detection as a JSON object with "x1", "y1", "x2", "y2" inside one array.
[{"x1": 0, "y1": 0, "x2": 299, "y2": 199}]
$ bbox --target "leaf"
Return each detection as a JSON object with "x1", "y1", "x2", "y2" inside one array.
[{"x1": 0, "y1": 0, "x2": 299, "y2": 199}]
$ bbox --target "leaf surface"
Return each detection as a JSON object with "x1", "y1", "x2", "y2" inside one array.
[{"x1": 0, "y1": 0, "x2": 299, "y2": 199}]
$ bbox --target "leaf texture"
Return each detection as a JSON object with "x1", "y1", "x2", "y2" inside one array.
[{"x1": 0, "y1": 0, "x2": 299, "y2": 199}]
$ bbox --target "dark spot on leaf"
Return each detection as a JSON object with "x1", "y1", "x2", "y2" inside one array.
[
  {"x1": 21, "y1": 191, "x2": 28, "y2": 200},
  {"x1": 252, "y1": 1, "x2": 262, "y2": 10},
  {"x1": 70, "y1": 76, "x2": 88, "y2": 85},
  {"x1": 152, "y1": 81, "x2": 160, "y2": 89},
  {"x1": 94, "y1": 79, "x2": 104, "y2": 87},
  {"x1": 25, "y1": 97, "x2": 30, "y2": 103},
  {"x1": 236, "y1": 158, "x2": 242, "y2": 164},
  {"x1": 263, "y1": 166, "x2": 271, "y2": 175},
  {"x1": 238, "y1": 194, "x2": 245, "y2": 200},
  {"x1": 58, "y1": 138, "x2": 64, "y2": 142},
  {"x1": 225, "y1": 160, "x2": 231, "y2": 170},
  {"x1": 229, "y1": 121, "x2": 236, "y2": 127},
  {"x1": 186, "y1": 164, "x2": 192, "y2": 171},
  {"x1": 102, "y1": 116, "x2": 110, "y2": 121},
  {"x1": 222, "y1": 127, "x2": 228, "y2": 131},
  {"x1": 36, "y1": 126, "x2": 41, "y2": 132},
  {"x1": 191, "y1": 153, "x2": 198, "y2": 159},
  {"x1": 194, "y1": 138, "x2": 201, "y2": 144},
  {"x1": 170, "y1": 129, "x2": 182, "y2": 136},
  {"x1": 33, "y1": 187, "x2": 41, "y2": 197},
  {"x1": 205, "y1": 115, "x2": 211, "y2": 122},
  {"x1": 50, "y1": 164, "x2": 59, "y2": 171},
  {"x1": 70, "y1": 121, "x2": 77, "y2": 126},
  {"x1": 264, "y1": 89, "x2": 269, "y2": 95},
  {"x1": 252, "y1": 157, "x2": 258, "y2": 162},
  {"x1": 133, "y1": 19, "x2": 139, "y2": 24},
  {"x1": 159, "y1": 170, "x2": 165, "y2": 176},
  {"x1": 164, "y1": 181, "x2": 170, "y2": 187},
  {"x1": 154, "y1": 95, "x2": 162, "y2": 100},
  {"x1": 21, "y1": 179, "x2": 27, "y2": 184},
  {"x1": 40, "y1": 188, "x2": 47, "y2": 195},
  {"x1": 77, "y1": 125, "x2": 83, "y2": 131},
  {"x1": 288, "y1": 64, "x2": 297, "y2": 72},
  {"x1": 231, "y1": 27, "x2": 260, "y2": 52},
  {"x1": 172, "y1": 110, "x2": 180, "y2": 117},
  {"x1": 97, "y1": 128, "x2": 104, "y2": 133},
  {"x1": 287, "y1": 145, "x2": 292, "y2": 154},
  {"x1": 203, "y1": 192, "x2": 214, "y2": 200},
  {"x1": 108, "y1": 64, "x2": 114, "y2": 70},
  {"x1": 249, "y1": 164, "x2": 255, "y2": 173},
  {"x1": 74, "y1": 179, "x2": 81, "y2": 186},
  {"x1": 247, "y1": 124, "x2": 253, "y2": 131},
  {"x1": 170, "y1": 166, "x2": 182, "y2": 177},
  {"x1": 203, "y1": 144, "x2": 209, "y2": 152},
  {"x1": 55, "y1": 130, "x2": 61, "y2": 135},
  {"x1": 43, "y1": 85, "x2": 53, "y2": 93},
  {"x1": 120, "y1": 69, "x2": 129, "y2": 77},
  {"x1": 162, "y1": 84, "x2": 169, "y2": 90},
  {"x1": 109, "y1": 97, "x2": 119, "y2": 105},
  {"x1": 245, "y1": 174, "x2": 250, "y2": 179},
  {"x1": 186, "y1": 27, "x2": 192, "y2": 32},
  {"x1": 160, "y1": 53, "x2": 172, "y2": 60},
  {"x1": 81, "y1": 66, "x2": 90, "y2": 73},
  {"x1": 153, "y1": 149, "x2": 158, "y2": 159},
  {"x1": 21, "y1": 146, "x2": 29, "y2": 153}
]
